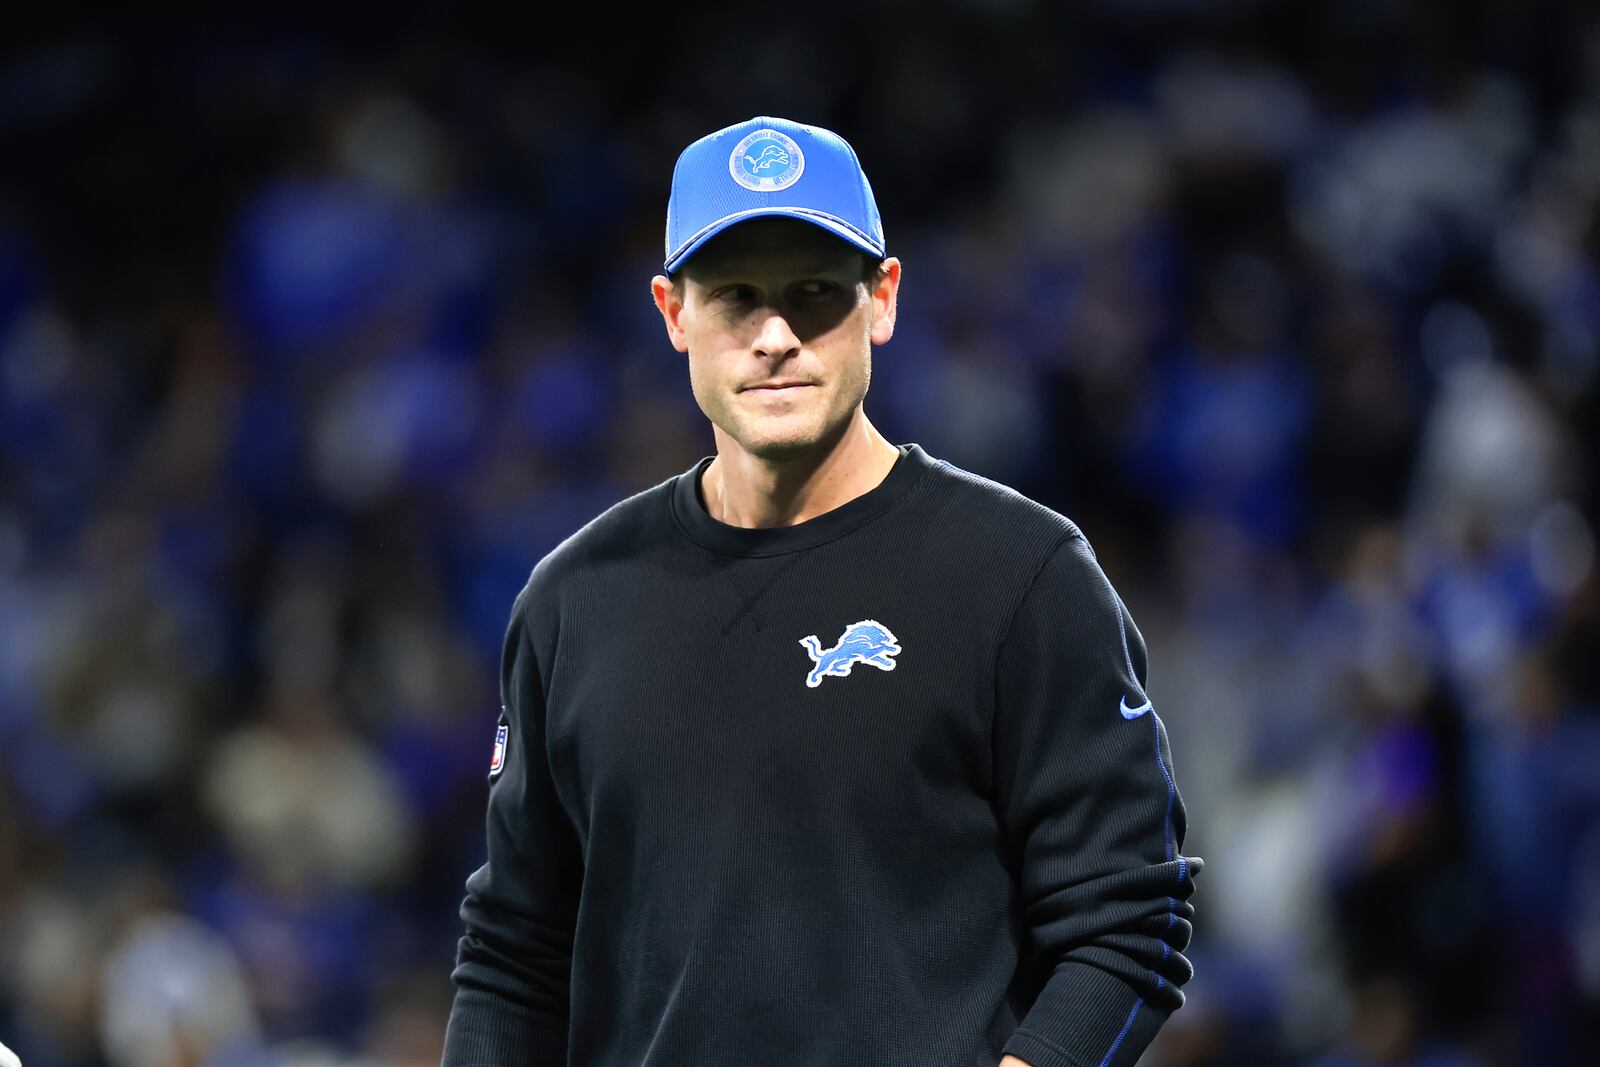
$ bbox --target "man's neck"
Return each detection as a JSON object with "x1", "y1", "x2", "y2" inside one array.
[{"x1": 701, "y1": 416, "x2": 901, "y2": 529}]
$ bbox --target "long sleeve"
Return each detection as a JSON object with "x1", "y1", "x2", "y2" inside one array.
[
  {"x1": 995, "y1": 534, "x2": 1202, "y2": 1067},
  {"x1": 442, "y1": 579, "x2": 584, "y2": 1066}
]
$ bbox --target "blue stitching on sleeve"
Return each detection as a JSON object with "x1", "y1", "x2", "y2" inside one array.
[
  {"x1": 1097, "y1": 998, "x2": 1144, "y2": 1067},
  {"x1": 1113, "y1": 588, "x2": 1138, "y2": 683},
  {"x1": 1102, "y1": 561, "x2": 1187, "y2": 1060},
  {"x1": 1110, "y1": 574, "x2": 1179, "y2": 866},
  {"x1": 1151, "y1": 712, "x2": 1176, "y2": 864}
]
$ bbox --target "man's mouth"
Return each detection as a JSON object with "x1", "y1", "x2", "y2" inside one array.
[{"x1": 743, "y1": 381, "x2": 816, "y2": 392}]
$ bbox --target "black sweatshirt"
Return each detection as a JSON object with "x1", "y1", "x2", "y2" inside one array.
[{"x1": 441, "y1": 442, "x2": 1201, "y2": 1067}]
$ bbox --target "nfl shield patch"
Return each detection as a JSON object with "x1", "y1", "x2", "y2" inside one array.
[{"x1": 489, "y1": 722, "x2": 509, "y2": 778}]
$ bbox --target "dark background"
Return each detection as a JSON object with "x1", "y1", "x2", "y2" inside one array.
[{"x1": 1, "y1": 4, "x2": 1597, "y2": 1065}]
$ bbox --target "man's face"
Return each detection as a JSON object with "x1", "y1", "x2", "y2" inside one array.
[{"x1": 652, "y1": 218, "x2": 900, "y2": 462}]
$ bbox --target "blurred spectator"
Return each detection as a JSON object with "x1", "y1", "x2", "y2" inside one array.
[
  {"x1": 1, "y1": 7, "x2": 1597, "y2": 1065},
  {"x1": 99, "y1": 879, "x2": 261, "y2": 1067}
]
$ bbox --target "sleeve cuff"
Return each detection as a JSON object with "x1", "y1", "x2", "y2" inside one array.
[
  {"x1": 441, "y1": 986, "x2": 568, "y2": 1067},
  {"x1": 1001, "y1": 962, "x2": 1169, "y2": 1067}
]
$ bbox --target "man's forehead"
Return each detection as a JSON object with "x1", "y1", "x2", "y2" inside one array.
[{"x1": 685, "y1": 219, "x2": 862, "y2": 276}]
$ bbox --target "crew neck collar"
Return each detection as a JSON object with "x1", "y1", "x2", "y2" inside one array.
[{"x1": 670, "y1": 442, "x2": 933, "y2": 557}]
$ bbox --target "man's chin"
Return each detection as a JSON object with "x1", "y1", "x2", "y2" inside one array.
[
  {"x1": 738, "y1": 435, "x2": 825, "y2": 463},
  {"x1": 717, "y1": 407, "x2": 855, "y2": 463},
  {"x1": 730, "y1": 419, "x2": 840, "y2": 463}
]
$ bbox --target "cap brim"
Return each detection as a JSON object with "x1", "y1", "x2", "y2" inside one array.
[{"x1": 663, "y1": 206, "x2": 885, "y2": 274}]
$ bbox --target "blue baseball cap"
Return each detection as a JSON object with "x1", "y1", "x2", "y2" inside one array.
[{"x1": 663, "y1": 115, "x2": 886, "y2": 274}]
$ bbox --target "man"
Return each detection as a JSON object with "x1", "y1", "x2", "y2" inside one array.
[{"x1": 442, "y1": 115, "x2": 1200, "y2": 1067}]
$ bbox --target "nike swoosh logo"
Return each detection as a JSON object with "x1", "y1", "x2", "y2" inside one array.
[{"x1": 1120, "y1": 696, "x2": 1153, "y2": 719}]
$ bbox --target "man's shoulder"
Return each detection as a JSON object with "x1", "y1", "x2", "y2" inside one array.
[
  {"x1": 912, "y1": 452, "x2": 1124, "y2": 624},
  {"x1": 513, "y1": 469, "x2": 683, "y2": 611},
  {"x1": 915, "y1": 450, "x2": 1085, "y2": 552}
]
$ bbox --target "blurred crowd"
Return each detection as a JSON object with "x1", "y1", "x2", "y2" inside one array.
[{"x1": 1, "y1": 5, "x2": 1598, "y2": 1066}]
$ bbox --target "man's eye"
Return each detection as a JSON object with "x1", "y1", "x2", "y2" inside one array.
[
  {"x1": 717, "y1": 285, "x2": 756, "y2": 303},
  {"x1": 797, "y1": 281, "x2": 837, "y2": 297}
]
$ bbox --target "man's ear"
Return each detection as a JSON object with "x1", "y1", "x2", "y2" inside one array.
[
  {"x1": 869, "y1": 258, "x2": 901, "y2": 346},
  {"x1": 651, "y1": 275, "x2": 690, "y2": 354}
]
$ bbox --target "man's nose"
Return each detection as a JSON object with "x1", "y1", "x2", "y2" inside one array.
[{"x1": 751, "y1": 309, "x2": 802, "y2": 359}]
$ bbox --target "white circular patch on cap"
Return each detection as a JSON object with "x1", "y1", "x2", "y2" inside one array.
[{"x1": 728, "y1": 129, "x2": 805, "y2": 192}]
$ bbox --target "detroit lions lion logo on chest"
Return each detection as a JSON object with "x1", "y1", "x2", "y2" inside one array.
[{"x1": 798, "y1": 619, "x2": 902, "y2": 688}]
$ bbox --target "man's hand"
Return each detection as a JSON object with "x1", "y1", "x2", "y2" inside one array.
[
  {"x1": 999, "y1": 1057, "x2": 1033, "y2": 1067},
  {"x1": 1, "y1": 1038, "x2": 22, "y2": 1067}
]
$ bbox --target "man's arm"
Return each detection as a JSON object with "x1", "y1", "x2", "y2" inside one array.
[
  {"x1": 992, "y1": 534, "x2": 1202, "y2": 1067},
  {"x1": 442, "y1": 576, "x2": 584, "y2": 1066}
]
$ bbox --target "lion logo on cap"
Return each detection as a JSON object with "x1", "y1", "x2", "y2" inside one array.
[
  {"x1": 729, "y1": 129, "x2": 805, "y2": 192},
  {"x1": 745, "y1": 145, "x2": 790, "y2": 172}
]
